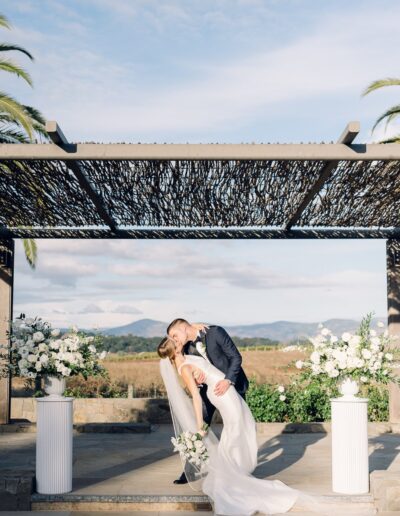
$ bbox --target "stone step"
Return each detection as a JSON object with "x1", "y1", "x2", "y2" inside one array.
[
  {"x1": 0, "y1": 420, "x2": 153, "y2": 434},
  {"x1": 74, "y1": 422, "x2": 152, "y2": 433},
  {"x1": 30, "y1": 493, "x2": 377, "y2": 513},
  {"x1": 31, "y1": 494, "x2": 212, "y2": 512},
  {"x1": 1, "y1": 513, "x2": 212, "y2": 516}
]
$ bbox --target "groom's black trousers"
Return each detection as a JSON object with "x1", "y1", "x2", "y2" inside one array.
[{"x1": 200, "y1": 384, "x2": 247, "y2": 425}]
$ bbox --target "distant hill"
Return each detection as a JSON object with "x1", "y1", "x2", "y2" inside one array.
[{"x1": 103, "y1": 317, "x2": 387, "y2": 342}]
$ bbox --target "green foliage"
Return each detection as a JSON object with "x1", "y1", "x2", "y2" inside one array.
[
  {"x1": 246, "y1": 376, "x2": 389, "y2": 423},
  {"x1": 245, "y1": 380, "x2": 288, "y2": 422},
  {"x1": 100, "y1": 335, "x2": 282, "y2": 355}
]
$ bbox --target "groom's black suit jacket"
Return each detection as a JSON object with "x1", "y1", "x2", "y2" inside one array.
[{"x1": 183, "y1": 324, "x2": 249, "y2": 425}]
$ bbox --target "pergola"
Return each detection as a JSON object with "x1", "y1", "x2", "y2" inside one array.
[{"x1": 1, "y1": 120, "x2": 400, "y2": 424}]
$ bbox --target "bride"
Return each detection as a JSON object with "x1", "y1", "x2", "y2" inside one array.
[{"x1": 157, "y1": 335, "x2": 324, "y2": 516}]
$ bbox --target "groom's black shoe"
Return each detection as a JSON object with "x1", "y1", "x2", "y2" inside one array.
[{"x1": 173, "y1": 471, "x2": 188, "y2": 484}]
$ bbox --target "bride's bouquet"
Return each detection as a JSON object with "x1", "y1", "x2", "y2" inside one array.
[{"x1": 171, "y1": 430, "x2": 209, "y2": 468}]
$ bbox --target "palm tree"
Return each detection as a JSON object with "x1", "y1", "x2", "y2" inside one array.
[
  {"x1": 361, "y1": 78, "x2": 400, "y2": 143},
  {"x1": 0, "y1": 13, "x2": 50, "y2": 268}
]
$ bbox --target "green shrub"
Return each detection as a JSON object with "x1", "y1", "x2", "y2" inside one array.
[{"x1": 246, "y1": 377, "x2": 389, "y2": 422}]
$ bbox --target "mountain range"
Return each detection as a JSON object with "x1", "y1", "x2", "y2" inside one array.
[{"x1": 102, "y1": 317, "x2": 387, "y2": 342}]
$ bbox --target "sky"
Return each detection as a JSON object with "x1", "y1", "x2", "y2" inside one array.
[{"x1": 3, "y1": 0, "x2": 399, "y2": 329}]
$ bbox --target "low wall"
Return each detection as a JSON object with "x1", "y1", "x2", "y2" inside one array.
[
  {"x1": 11, "y1": 397, "x2": 177, "y2": 424},
  {"x1": 10, "y1": 398, "x2": 392, "y2": 434}
]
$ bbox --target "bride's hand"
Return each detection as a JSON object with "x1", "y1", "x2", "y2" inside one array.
[
  {"x1": 192, "y1": 322, "x2": 209, "y2": 332},
  {"x1": 198, "y1": 428, "x2": 207, "y2": 437}
]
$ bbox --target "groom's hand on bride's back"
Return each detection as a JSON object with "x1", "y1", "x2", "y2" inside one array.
[{"x1": 214, "y1": 379, "x2": 231, "y2": 396}]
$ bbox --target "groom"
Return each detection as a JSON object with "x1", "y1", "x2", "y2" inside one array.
[{"x1": 167, "y1": 318, "x2": 249, "y2": 485}]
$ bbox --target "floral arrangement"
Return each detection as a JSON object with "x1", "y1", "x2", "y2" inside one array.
[
  {"x1": 171, "y1": 430, "x2": 209, "y2": 468},
  {"x1": 295, "y1": 313, "x2": 399, "y2": 387},
  {"x1": 0, "y1": 314, "x2": 109, "y2": 380}
]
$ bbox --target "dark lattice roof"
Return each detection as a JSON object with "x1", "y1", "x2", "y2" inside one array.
[{"x1": 1, "y1": 121, "x2": 400, "y2": 239}]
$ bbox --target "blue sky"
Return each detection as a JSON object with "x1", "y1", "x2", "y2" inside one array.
[{"x1": 4, "y1": 0, "x2": 399, "y2": 329}]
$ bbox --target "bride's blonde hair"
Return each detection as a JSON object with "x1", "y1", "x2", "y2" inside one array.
[{"x1": 157, "y1": 336, "x2": 176, "y2": 362}]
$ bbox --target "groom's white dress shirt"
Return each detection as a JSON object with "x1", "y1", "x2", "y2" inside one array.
[{"x1": 195, "y1": 330, "x2": 210, "y2": 363}]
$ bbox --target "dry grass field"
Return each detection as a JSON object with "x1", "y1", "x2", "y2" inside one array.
[
  {"x1": 99, "y1": 348, "x2": 307, "y2": 391},
  {"x1": 11, "y1": 348, "x2": 308, "y2": 397}
]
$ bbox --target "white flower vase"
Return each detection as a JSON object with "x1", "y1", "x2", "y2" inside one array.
[
  {"x1": 43, "y1": 375, "x2": 66, "y2": 397},
  {"x1": 338, "y1": 377, "x2": 359, "y2": 399}
]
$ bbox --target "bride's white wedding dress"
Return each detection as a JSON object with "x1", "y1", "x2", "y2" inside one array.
[{"x1": 176, "y1": 354, "x2": 316, "y2": 516}]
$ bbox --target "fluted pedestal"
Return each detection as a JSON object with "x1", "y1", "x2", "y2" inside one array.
[
  {"x1": 330, "y1": 396, "x2": 369, "y2": 494},
  {"x1": 35, "y1": 396, "x2": 73, "y2": 494}
]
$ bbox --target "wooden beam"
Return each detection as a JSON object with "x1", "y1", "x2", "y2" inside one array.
[
  {"x1": 284, "y1": 122, "x2": 360, "y2": 230},
  {"x1": 45, "y1": 122, "x2": 120, "y2": 234},
  {"x1": 386, "y1": 239, "x2": 400, "y2": 423},
  {"x1": 1, "y1": 141, "x2": 400, "y2": 163},
  {"x1": 1, "y1": 227, "x2": 400, "y2": 239},
  {"x1": 0, "y1": 239, "x2": 14, "y2": 425}
]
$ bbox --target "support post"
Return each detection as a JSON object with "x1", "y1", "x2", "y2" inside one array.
[
  {"x1": 386, "y1": 239, "x2": 400, "y2": 422},
  {"x1": 0, "y1": 239, "x2": 14, "y2": 424}
]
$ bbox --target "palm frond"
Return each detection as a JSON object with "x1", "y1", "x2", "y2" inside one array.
[
  {"x1": 0, "y1": 14, "x2": 11, "y2": 29},
  {"x1": 371, "y1": 105, "x2": 400, "y2": 133},
  {"x1": 378, "y1": 134, "x2": 400, "y2": 144},
  {"x1": 22, "y1": 104, "x2": 46, "y2": 125},
  {"x1": 0, "y1": 58, "x2": 33, "y2": 86},
  {"x1": 0, "y1": 91, "x2": 34, "y2": 140},
  {"x1": 0, "y1": 127, "x2": 30, "y2": 143},
  {"x1": 361, "y1": 78, "x2": 400, "y2": 97},
  {"x1": 22, "y1": 239, "x2": 37, "y2": 270},
  {"x1": 0, "y1": 43, "x2": 34, "y2": 60}
]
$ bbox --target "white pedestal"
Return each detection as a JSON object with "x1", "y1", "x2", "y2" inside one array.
[
  {"x1": 330, "y1": 396, "x2": 369, "y2": 494},
  {"x1": 35, "y1": 396, "x2": 74, "y2": 494}
]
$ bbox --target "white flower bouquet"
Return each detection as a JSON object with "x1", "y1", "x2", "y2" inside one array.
[
  {"x1": 0, "y1": 314, "x2": 109, "y2": 380},
  {"x1": 295, "y1": 312, "x2": 400, "y2": 387},
  {"x1": 171, "y1": 430, "x2": 209, "y2": 468}
]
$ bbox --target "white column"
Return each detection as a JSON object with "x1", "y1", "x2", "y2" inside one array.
[
  {"x1": 331, "y1": 397, "x2": 369, "y2": 494},
  {"x1": 35, "y1": 397, "x2": 74, "y2": 494}
]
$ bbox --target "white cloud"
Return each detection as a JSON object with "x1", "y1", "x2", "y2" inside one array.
[{"x1": 4, "y1": 3, "x2": 400, "y2": 140}]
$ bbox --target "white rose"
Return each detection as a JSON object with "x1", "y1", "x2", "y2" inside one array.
[
  {"x1": 311, "y1": 364, "x2": 321, "y2": 374},
  {"x1": 349, "y1": 335, "x2": 361, "y2": 347},
  {"x1": 341, "y1": 332, "x2": 352, "y2": 342},
  {"x1": 279, "y1": 395, "x2": 286, "y2": 401},
  {"x1": 40, "y1": 354, "x2": 49, "y2": 364},
  {"x1": 362, "y1": 349, "x2": 372, "y2": 359},
  {"x1": 88, "y1": 344, "x2": 97, "y2": 353},
  {"x1": 50, "y1": 340, "x2": 61, "y2": 350},
  {"x1": 321, "y1": 328, "x2": 331, "y2": 336},
  {"x1": 370, "y1": 329, "x2": 377, "y2": 337},
  {"x1": 310, "y1": 351, "x2": 320, "y2": 364},
  {"x1": 377, "y1": 321, "x2": 385, "y2": 328},
  {"x1": 277, "y1": 385, "x2": 285, "y2": 393},
  {"x1": 99, "y1": 350, "x2": 107, "y2": 360},
  {"x1": 385, "y1": 353, "x2": 393, "y2": 361},
  {"x1": 33, "y1": 331, "x2": 45, "y2": 343},
  {"x1": 330, "y1": 335, "x2": 338, "y2": 343},
  {"x1": 27, "y1": 354, "x2": 37, "y2": 363},
  {"x1": 51, "y1": 329, "x2": 61, "y2": 337},
  {"x1": 324, "y1": 361, "x2": 335, "y2": 373},
  {"x1": 360, "y1": 376, "x2": 368, "y2": 383},
  {"x1": 295, "y1": 360, "x2": 303, "y2": 369},
  {"x1": 328, "y1": 369, "x2": 339, "y2": 378},
  {"x1": 35, "y1": 361, "x2": 42, "y2": 371}
]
